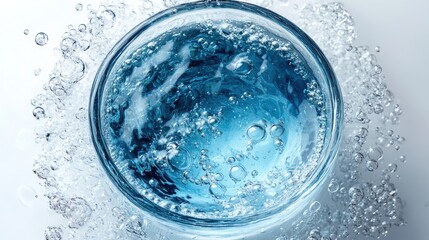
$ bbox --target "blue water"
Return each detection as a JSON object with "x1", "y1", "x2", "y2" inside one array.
[{"x1": 102, "y1": 21, "x2": 326, "y2": 219}]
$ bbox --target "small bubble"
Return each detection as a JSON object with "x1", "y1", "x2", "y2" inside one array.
[
  {"x1": 125, "y1": 215, "x2": 147, "y2": 237},
  {"x1": 229, "y1": 165, "x2": 247, "y2": 181},
  {"x1": 251, "y1": 170, "x2": 258, "y2": 177},
  {"x1": 270, "y1": 124, "x2": 285, "y2": 137},
  {"x1": 34, "y1": 68, "x2": 41, "y2": 76},
  {"x1": 247, "y1": 124, "x2": 266, "y2": 141},
  {"x1": 209, "y1": 183, "x2": 226, "y2": 198},
  {"x1": 75, "y1": 3, "x2": 83, "y2": 11},
  {"x1": 35, "y1": 32, "x2": 49, "y2": 46},
  {"x1": 387, "y1": 163, "x2": 397, "y2": 173},
  {"x1": 309, "y1": 201, "x2": 321, "y2": 212},
  {"x1": 375, "y1": 46, "x2": 381, "y2": 52},
  {"x1": 373, "y1": 103, "x2": 384, "y2": 114},
  {"x1": 368, "y1": 147, "x2": 383, "y2": 161},
  {"x1": 366, "y1": 160, "x2": 378, "y2": 172},
  {"x1": 33, "y1": 107, "x2": 46, "y2": 119},
  {"x1": 399, "y1": 155, "x2": 406, "y2": 163},
  {"x1": 78, "y1": 24, "x2": 87, "y2": 32},
  {"x1": 24, "y1": 29, "x2": 29, "y2": 35},
  {"x1": 328, "y1": 179, "x2": 339, "y2": 193}
]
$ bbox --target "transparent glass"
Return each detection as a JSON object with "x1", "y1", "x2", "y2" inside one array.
[{"x1": 89, "y1": 0, "x2": 343, "y2": 238}]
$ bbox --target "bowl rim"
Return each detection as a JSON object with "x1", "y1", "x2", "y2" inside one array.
[{"x1": 89, "y1": 0, "x2": 343, "y2": 232}]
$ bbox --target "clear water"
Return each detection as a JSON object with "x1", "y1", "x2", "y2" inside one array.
[{"x1": 102, "y1": 21, "x2": 326, "y2": 219}]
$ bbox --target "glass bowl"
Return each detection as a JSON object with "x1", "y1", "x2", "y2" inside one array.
[{"x1": 89, "y1": 0, "x2": 343, "y2": 238}]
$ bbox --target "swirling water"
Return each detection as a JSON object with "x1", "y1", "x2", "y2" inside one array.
[{"x1": 102, "y1": 22, "x2": 326, "y2": 219}]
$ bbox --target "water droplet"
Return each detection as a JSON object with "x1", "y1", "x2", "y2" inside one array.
[
  {"x1": 35, "y1": 32, "x2": 49, "y2": 46},
  {"x1": 247, "y1": 124, "x2": 266, "y2": 141},
  {"x1": 229, "y1": 165, "x2": 247, "y2": 181},
  {"x1": 270, "y1": 124, "x2": 285, "y2": 137}
]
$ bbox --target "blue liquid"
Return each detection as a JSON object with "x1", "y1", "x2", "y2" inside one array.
[{"x1": 102, "y1": 22, "x2": 327, "y2": 219}]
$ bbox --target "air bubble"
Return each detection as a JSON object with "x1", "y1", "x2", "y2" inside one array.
[
  {"x1": 75, "y1": 3, "x2": 83, "y2": 11},
  {"x1": 368, "y1": 147, "x2": 383, "y2": 161},
  {"x1": 246, "y1": 124, "x2": 266, "y2": 141},
  {"x1": 24, "y1": 29, "x2": 29, "y2": 35},
  {"x1": 33, "y1": 107, "x2": 46, "y2": 119},
  {"x1": 209, "y1": 183, "x2": 226, "y2": 197},
  {"x1": 35, "y1": 32, "x2": 49, "y2": 46},
  {"x1": 229, "y1": 165, "x2": 247, "y2": 182},
  {"x1": 328, "y1": 179, "x2": 339, "y2": 193},
  {"x1": 309, "y1": 201, "x2": 321, "y2": 212},
  {"x1": 270, "y1": 124, "x2": 285, "y2": 137},
  {"x1": 366, "y1": 160, "x2": 378, "y2": 172}
]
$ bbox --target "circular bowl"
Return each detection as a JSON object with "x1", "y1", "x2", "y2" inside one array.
[{"x1": 90, "y1": 0, "x2": 343, "y2": 237}]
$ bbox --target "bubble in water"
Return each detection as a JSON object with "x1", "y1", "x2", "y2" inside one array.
[
  {"x1": 125, "y1": 215, "x2": 147, "y2": 237},
  {"x1": 75, "y1": 3, "x2": 83, "y2": 11},
  {"x1": 309, "y1": 201, "x2": 321, "y2": 212},
  {"x1": 209, "y1": 183, "x2": 226, "y2": 198},
  {"x1": 368, "y1": 147, "x2": 383, "y2": 161},
  {"x1": 45, "y1": 226, "x2": 63, "y2": 240},
  {"x1": 168, "y1": 148, "x2": 191, "y2": 171},
  {"x1": 366, "y1": 160, "x2": 379, "y2": 172},
  {"x1": 270, "y1": 124, "x2": 285, "y2": 137},
  {"x1": 246, "y1": 124, "x2": 266, "y2": 141},
  {"x1": 328, "y1": 179, "x2": 339, "y2": 193},
  {"x1": 251, "y1": 170, "x2": 258, "y2": 177},
  {"x1": 78, "y1": 24, "x2": 87, "y2": 32},
  {"x1": 33, "y1": 107, "x2": 46, "y2": 119},
  {"x1": 34, "y1": 68, "x2": 41, "y2": 76},
  {"x1": 35, "y1": 32, "x2": 49, "y2": 46},
  {"x1": 24, "y1": 29, "x2": 29, "y2": 35},
  {"x1": 229, "y1": 165, "x2": 247, "y2": 182}
]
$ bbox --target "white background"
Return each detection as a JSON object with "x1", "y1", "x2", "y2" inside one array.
[{"x1": 0, "y1": 0, "x2": 428, "y2": 239}]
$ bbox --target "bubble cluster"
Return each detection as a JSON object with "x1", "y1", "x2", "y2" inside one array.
[{"x1": 30, "y1": 0, "x2": 407, "y2": 239}]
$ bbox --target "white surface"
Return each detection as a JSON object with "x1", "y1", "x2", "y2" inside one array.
[{"x1": 0, "y1": 0, "x2": 428, "y2": 239}]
